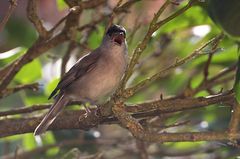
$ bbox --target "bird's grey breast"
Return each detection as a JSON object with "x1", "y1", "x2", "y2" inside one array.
[{"x1": 66, "y1": 47, "x2": 127, "y2": 102}]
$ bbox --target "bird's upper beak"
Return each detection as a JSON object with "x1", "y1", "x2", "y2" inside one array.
[{"x1": 111, "y1": 32, "x2": 125, "y2": 46}]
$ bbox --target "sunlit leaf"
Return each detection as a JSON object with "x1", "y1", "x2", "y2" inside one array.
[
  {"x1": 23, "y1": 94, "x2": 49, "y2": 105},
  {"x1": 88, "y1": 25, "x2": 105, "y2": 49},
  {"x1": 15, "y1": 59, "x2": 42, "y2": 83},
  {"x1": 45, "y1": 78, "x2": 60, "y2": 97},
  {"x1": 56, "y1": 0, "x2": 68, "y2": 10},
  {"x1": 42, "y1": 132, "x2": 59, "y2": 156},
  {"x1": 22, "y1": 134, "x2": 37, "y2": 150}
]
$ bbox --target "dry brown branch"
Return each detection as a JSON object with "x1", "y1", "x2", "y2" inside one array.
[
  {"x1": 119, "y1": 0, "x2": 172, "y2": 90},
  {"x1": 105, "y1": 0, "x2": 123, "y2": 33},
  {"x1": 127, "y1": 16, "x2": 141, "y2": 44},
  {"x1": 119, "y1": 0, "x2": 198, "y2": 93},
  {"x1": 124, "y1": 34, "x2": 224, "y2": 98},
  {"x1": 0, "y1": 32, "x2": 69, "y2": 92},
  {"x1": 112, "y1": 98, "x2": 238, "y2": 143},
  {"x1": 27, "y1": 0, "x2": 48, "y2": 38},
  {"x1": 181, "y1": 63, "x2": 236, "y2": 97},
  {"x1": 0, "y1": 104, "x2": 51, "y2": 117},
  {"x1": 0, "y1": 91, "x2": 234, "y2": 138},
  {"x1": 0, "y1": 0, "x2": 18, "y2": 32},
  {"x1": 0, "y1": 90, "x2": 233, "y2": 117},
  {"x1": 115, "y1": 0, "x2": 141, "y2": 13},
  {"x1": 0, "y1": 83, "x2": 39, "y2": 99},
  {"x1": 203, "y1": 34, "x2": 223, "y2": 81}
]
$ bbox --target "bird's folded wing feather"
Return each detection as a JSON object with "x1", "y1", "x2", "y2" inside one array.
[{"x1": 48, "y1": 50, "x2": 101, "y2": 99}]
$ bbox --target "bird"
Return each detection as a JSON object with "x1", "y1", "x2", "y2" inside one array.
[{"x1": 34, "y1": 24, "x2": 128, "y2": 135}]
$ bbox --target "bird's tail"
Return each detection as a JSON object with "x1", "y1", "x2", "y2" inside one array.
[{"x1": 34, "y1": 94, "x2": 69, "y2": 136}]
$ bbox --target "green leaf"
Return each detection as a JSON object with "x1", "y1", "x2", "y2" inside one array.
[
  {"x1": 88, "y1": 25, "x2": 105, "y2": 49},
  {"x1": 6, "y1": 18, "x2": 37, "y2": 47},
  {"x1": 45, "y1": 78, "x2": 60, "y2": 97},
  {"x1": 15, "y1": 59, "x2": 42, "y2": 83},
  {"x1": 23, "y1": 94, "x2": 49, "y2": 105},
  {"x1": 204, "y1": 0, "x2": 240, "y2": 38},
  {"x1": 56, "y1": 0, "x2": 68, "y2": 10},
  {"x1": 42, "y1": 132, "x2": 59, "y2": 156},
  {"x1": 22, "y1": 134, "x2": 37, "y2": 150},
  {"x1": 0, "y1": 134, "x2": 22, "y2": 142},
  {"x1": 164, "y1": 141, "x2": 205, "y2": 150}
]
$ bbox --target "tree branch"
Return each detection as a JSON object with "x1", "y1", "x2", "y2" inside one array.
[
  {"x1": 0, "y1": 91, "x2": 234, "y2": 138},
  {"x1": 0, "y1": 83, "x2": 39, "y2": 99},
  {"x1": 124, "y1": 34, "x2": 224, "y2": 98},
  {"x1": 112, "y1": 98, "x2": 239, "y2": 143},
  {"x1": 0, "y1": 32, "x2": 69, "y2": 92},
  {"x1": 119, "y1": 0, "x2": 198, "y2": 93},
  {"x1": 27, "y1": 0, "x2": 48, "y2": 38},
  {"x1": 0, "y1": 0, "x2": 18, "y2": 32}
]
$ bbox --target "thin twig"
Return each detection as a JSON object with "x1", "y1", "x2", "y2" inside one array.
[
  {"x1": 27, "y1": 0, "x2": 48, "y2": 38},
  {"x1": 127, "y1": 15, "x2": 141, "y2": 45},
  {"x1": 0, "y1": 91, "x2": 233, "y2": 118},
  {"x1": 181, "y1": 64, "x2": 236, "y2": 97},
  {"x1": 48, "y1": 13, "x2": 70, "y2": 35},
  {"x1": 119, "y1": 0, "x2": 198, "y2": 94},
  {"x1": 203, "y1": 33, "x2": 223, "y2": 81},
  {"x1": 115, "y1": 0, "x2": 141, "y2": 13},
  {"x1": 0, "y1": 33, "x2": 68, "y2": 92},
  {"x1": 0, "y1": 104, "x2": 51, "y2": 117},
  {"x1": 112, "y1": 99, "x2": 239, "y2": 143},
  {"x1": 0, "y1": 91, "x2": 234, "y2": 138},
  {"x1": 105, "y1": 0, "x2": 124, "y2": 33},
  {"x1": 0, "y1": 0, "x2": 18, "y2": 32},
  {"x1": 119, "y1": 0, "x2": 172, "y2": 90},
  {"x1": 124, "y1": 34, "x2": 224, "y2": 98},
  {"x1": 0, "y1": 83, "x2": 39, "y2": 99}
]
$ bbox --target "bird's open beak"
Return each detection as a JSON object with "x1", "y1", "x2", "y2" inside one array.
[{"x1": 112, "y1": 32, "x2": 125, "y2": 46}]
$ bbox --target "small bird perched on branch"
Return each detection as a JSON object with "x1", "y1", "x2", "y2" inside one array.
[{"x1": 34, "y1": 24, "x2": 128, "y2": 135}]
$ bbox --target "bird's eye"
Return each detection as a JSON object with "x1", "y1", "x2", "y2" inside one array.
[{"x1": 121, "y1": 31, "x2": 126, "y2": 38}]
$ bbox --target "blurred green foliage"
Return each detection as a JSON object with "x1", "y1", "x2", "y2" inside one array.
[
  {"x1": 56, "y1": 0, "x2": 68, "y2": 11},
  {"x1": 15, "y1": 59, "x2": 42, "y2": 83}
]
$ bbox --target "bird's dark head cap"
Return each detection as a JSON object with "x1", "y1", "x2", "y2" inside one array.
[{"x1": 106, "y1": 24, "x2": 126, "y2": 38}]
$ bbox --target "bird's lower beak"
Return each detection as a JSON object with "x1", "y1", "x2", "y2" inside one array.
[{"x1": 112, "y1": 33, "x2": 125, "y2": 45}]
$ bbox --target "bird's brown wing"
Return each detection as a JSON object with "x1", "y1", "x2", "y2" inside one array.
[{"x1": 48, "y1": 50, "x2": 101, "y2": 99}]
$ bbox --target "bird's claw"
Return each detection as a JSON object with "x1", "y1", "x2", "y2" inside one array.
[
  {"x1": 79, "y1": 109, "x2": 90, "y2": 121},
  {"x1": 78, "y1": 106, "x2": 99, "y2": 122}
]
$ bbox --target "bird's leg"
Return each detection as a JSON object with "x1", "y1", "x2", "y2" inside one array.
[
  {"x1": 87, "y1": 99, "x2": 100, "y2": 116},
  {"x1": 83, "y1": 103, "x2": 91, "y2": 114},
  {"x1": 79, "y1": 100, "x2": 98, "y2": 121}
]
